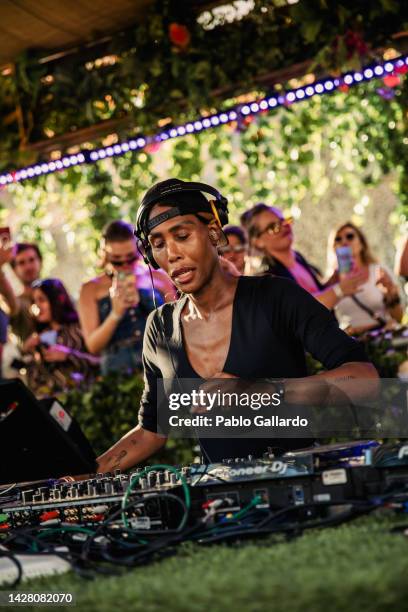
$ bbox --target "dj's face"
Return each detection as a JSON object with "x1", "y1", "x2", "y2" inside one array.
[{"x1": 148, "y1": 205, "x2": 218, "y2": 293}]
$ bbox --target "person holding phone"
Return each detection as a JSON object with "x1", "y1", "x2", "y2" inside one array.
[
  {"x1": 0, "y1": 234, "x2": 43, "y2": 343},
  {"x1": 327, "y1": 222, "x2": 403, "y2": 334},
  {"x1": 241, "y1": 204, "x2": 364, "y2": 309},
  {"x1": 79, "y1": 220, "x2": 173, "y2": 375},
  {"x1": 22, "y1": 278, "x2": 97, "y2": 397}
]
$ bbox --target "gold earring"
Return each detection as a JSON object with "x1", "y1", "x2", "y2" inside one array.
[{"x1": 209, "y1": 230, "x2": 218, "y2": 243}]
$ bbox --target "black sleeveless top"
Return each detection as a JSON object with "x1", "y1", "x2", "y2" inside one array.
[{"x1": 139, "y1": 275, "x2": 368, "y2": 462}]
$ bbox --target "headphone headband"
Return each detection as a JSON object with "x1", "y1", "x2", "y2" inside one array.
[
  {"x1": 135, "y1": 178, "x2": 229, "y2": 269},
  {"x1": 140, "y1": 180, "x2": 226, "y2": 211}
]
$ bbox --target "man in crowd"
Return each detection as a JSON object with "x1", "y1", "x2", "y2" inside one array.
[
  {"x1": 97, "y1": 179, "x2": 378, "y2": 472},
  {"x1": 0, "y1": 242, "x2": 42, "y2": 343}
]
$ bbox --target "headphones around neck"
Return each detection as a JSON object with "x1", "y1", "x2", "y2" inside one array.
[{"x1": 135, "y1": 179, "x2": 229, "y2": 269}]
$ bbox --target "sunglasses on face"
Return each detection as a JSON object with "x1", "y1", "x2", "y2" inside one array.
[
  {"x1": 256, "y1": 216, "x2": 293, "y2": 237},
  {"x1": 219, "y1": 244, "x2": 247, "y2": 255},
  {"x1": 108, "y1": 254, "x2": 138, "y2": 267},
  {"x1": 334, "y1": 232, "x2": 356, "y2": 243}
]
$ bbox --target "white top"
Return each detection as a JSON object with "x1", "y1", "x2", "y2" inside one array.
[{"x1": 335, "y1": 263, "x2": 392, "y2": 329}]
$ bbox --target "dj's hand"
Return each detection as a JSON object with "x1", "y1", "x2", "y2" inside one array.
[{"x1": 192, "y1": 372, "x2": 252, "y2": 414}]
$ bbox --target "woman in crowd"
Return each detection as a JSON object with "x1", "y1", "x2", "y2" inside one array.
[
  {"x1": 241, "y1": 203, "x2": 365, "y2": 309},
  {"x1": 218, "y1": 225, "x2": 248, "y2": 275},
  {"x1": 22, "y1": 278, "x2": 97, "y2": 396},
  {"x1": 79, "y1": 220, "x2": 175, "y2": 374},
  {"x1": 328, "y1": 222, "x2": 403, "y2": 334}
]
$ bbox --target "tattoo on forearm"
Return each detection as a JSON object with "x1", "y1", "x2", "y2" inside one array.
[
  {"x1": 111, "y1": 449, "x2": 127, "y2": 470},
  {"x1": 333, "y1": 376, "x2": 355, "y2": 383},
  {"x1": 130, "y1": 438, "x2": 138, "y2": 446}
]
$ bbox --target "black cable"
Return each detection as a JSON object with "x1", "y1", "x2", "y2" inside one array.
[
  {"x1": 196, "y1": 503, "x2": 375, "y2": 545},
  {"x1": 80, "y1": 492, "x2": 188, "y2": 564},
  {"x1": 0, "y1": 550, "x2": 23, "y2": 588}
]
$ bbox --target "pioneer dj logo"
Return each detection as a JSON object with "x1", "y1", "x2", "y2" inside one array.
[{"x1": 229, "y1": 462, "x2": 287, "y2": 477}]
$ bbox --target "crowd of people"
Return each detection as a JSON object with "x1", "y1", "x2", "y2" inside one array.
[{"x1": 0, "y1": 203, "x2": 405, "y2": 399}]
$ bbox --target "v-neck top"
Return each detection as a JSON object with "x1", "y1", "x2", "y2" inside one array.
[{"x1": 139, "y1": 275, "x2": 368, "y2": 462}]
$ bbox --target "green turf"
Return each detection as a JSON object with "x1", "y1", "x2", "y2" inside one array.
[{"x1": 2, "y1": 514, "x2": 408, "y2": 612}]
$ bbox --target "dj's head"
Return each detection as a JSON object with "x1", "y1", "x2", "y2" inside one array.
[{"x1": 135, "y1": 179, "x2": 229, "y2": 292}]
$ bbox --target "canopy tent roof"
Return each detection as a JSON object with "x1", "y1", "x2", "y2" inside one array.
[
  {"x1": 0, "y1": 0, "x2": 158, "y2": 66},
  {"x1": 0, "y1": 0, "x2": 220, "y2": 67}
]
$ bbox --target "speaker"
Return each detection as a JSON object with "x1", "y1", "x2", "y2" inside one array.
[{"x1": 0, "y1": 379, "x2": 97, "y2": 484}]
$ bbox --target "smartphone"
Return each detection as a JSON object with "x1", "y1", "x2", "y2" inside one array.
[
  {"x1": 0, "y1": 227, "x2": 11, "y2": 250},
  {"x1": 114, "y1": 271, "x2": 139, "y2": 307},
  {"x1": 336, "y1": 246, "x2": 353, "y2": 274},
  {"x1": 39, "y1": 329, "x2": 58, "y2": 347}
]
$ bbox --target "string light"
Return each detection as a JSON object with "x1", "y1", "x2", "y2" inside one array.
[{"x1": 1, "y1": 54, "x2": 407, "y2": 186}]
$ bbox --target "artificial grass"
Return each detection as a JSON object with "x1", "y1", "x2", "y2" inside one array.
[{"x1": 1, "y1": 514, "x2": 408, "y2": 612}]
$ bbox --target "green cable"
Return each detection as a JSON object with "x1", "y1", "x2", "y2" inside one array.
[
  {"x1": 230, "y1": 495, "x2": 262, "y2": 521},
  {"x1": 31, "y1": 525, "x2": 95, "y2": 552},
  {"x1": 121, "y1": 464, "x2": 190, "y2": 529}
]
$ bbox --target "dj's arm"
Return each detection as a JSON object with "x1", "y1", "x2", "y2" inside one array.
[
  {"x1": 97, "y1": 426, "x2": 166, "y2": 473},
  {"x1": 282, "y1": 361, "x2": 379, "y2": 406},
  {"x1": 97, "y1": 310, "x2": 168, "y2": 473},
  {"x1": 276, "y1": 278, "x2": 379, "y2": 406}
]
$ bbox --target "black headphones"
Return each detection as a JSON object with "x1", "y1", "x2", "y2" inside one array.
[{"x1": 135, "y1": 179, "x2": 229, "y2": 269}]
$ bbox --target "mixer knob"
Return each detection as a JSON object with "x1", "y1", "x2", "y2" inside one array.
[
  {"x1": 139, "y1": 477, "x2": 148, "y2": 490},
  {"x1": 157, "y1": 472, "x2": 165, "y2": 485},
  {"x1": 114, "y1": 469, "x2": 121, "y2": 476},
  {"x1": 169, "y1": 473, "x2": 178, "y2": 485},
  {"x1": 22, "y1": 490, "x2": 34, "y2": 504},
  {"x1": 87, "y1": 483, "x2": 96, "y2": 496},
  {"x1": 104, "y1": 482, "x2": 114, "y2": 495},
  {"x1": 247, "y1": 455, "x2": 254, "y2": 461},
  {"x1": 147, "y1": 471, "x2": 157, "y2": 487}
]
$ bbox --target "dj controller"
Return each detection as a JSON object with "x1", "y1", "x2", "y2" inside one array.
[{"x1": 2, "y1": 440, "x2": 408, "y2": 536}]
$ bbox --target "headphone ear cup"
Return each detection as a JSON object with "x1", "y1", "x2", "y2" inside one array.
[{"x1": 145, "y1": 245, "x2": 159, "y2": 269}]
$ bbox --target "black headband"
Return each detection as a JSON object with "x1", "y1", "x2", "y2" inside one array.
[{"x1": 147, "y1": 205, "x2": 213, "y2": 233}]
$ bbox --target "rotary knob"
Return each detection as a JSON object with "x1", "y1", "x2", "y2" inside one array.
[{"x1": 147, "y1": 472, "x2": 157, "y2": 488}]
